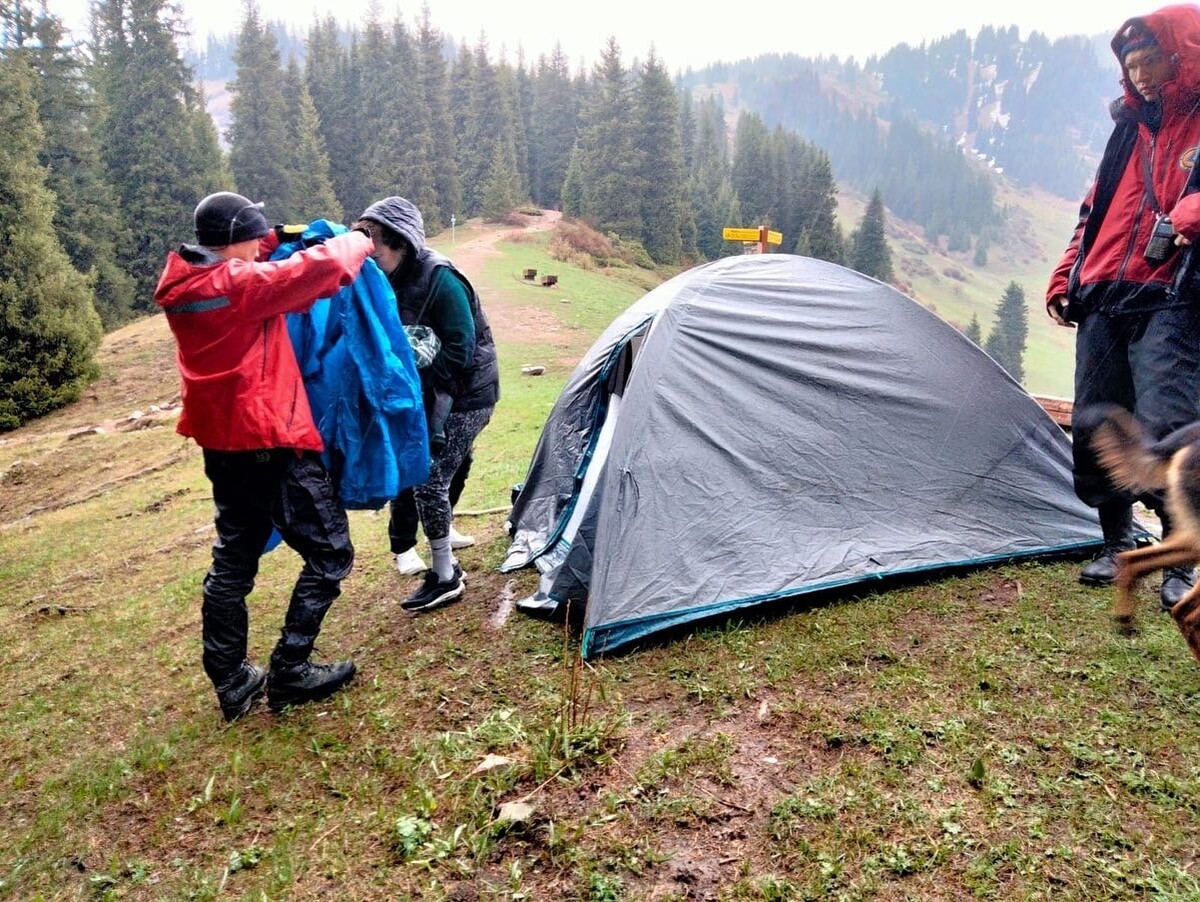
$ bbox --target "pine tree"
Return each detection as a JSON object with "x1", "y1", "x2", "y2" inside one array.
[
  {"x1": 577, "y1": 37, "x2": 642, "y2": 238},
  {"x1": 91, "y1": 0, "x2": 226, "y2": 310},
  {"x1": 481, "y1": 132, "x2": 522, "y2": 220},
  {"x1": 528, "y1": 43, "x2": 577, "y2": 209},
  {"x1": 797, "y1": 152, "x2": 844, "y2": 264},
  {"x1": 305, "y1": 16, "x2": 362, "y2": 219},
  {"x1": 966, "y1": 314, "x2": 983, "y2": 344},
  {"x1": 0, "y1": 53, "x2": 102, "y2": 429},
  {"x1": 560, "y1": 142, "x2": 585, "y2": 218},
  {"x1": 984, "y1": 282, "x2": 1028, "y2": 383},
  {"x1": 280, "y1": 56, "x2": 340, "y2": 222},
  {"x1": 21, "y1": 7, "x2": 135, "y2": 329},
  {"x1": 459, "y1": 35, "x2": 510, "y2": 216},
  {"x1": 633, "y1": 51, "x2": 683, "y2": 264},
  {"x1": 850, "y1": 189, "x2": 894, "y2": 281},
  {"x1": 418, "y1": 8, "x2": 462, "y2": 225},
  {"x1": 731, "y1": 112, "x2": 774, "y2": 226},
  {"x1": 690, "y1": 96, "x2": 732, "y2": 259},
  {"x1": 227, "y1": 5, "x2": 290, "y2": 213}
]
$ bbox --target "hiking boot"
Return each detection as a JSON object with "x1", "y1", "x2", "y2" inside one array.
[
  {"x1": 395, "y1": 547, "x2": 428, "y2": 576},
  {"x1": 1161, "y1": 566, "x2": 1196, "y2": 612},
  {"x1": 1079, "y1": 543, "x2": 1135, "y2": 586},
  {"x1": 400, "y1": 563, "x2": 465, "y2": 612},
  {"x1": 267, "y1": 660, "x2": 357, "y2": 712},
  {"x1": 1080, "y1": 502, "x2": 1135, "y2": 586},
  {"x1": 215, "y1": 662, "x2": 268, "y2": 723},
  {"x1": 448, "y1": 524, "x2": 476, "y2": 549}
]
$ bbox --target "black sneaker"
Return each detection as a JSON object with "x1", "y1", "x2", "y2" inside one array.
[
  {"x1": 267, "y1": 660, "x2": 357, "y2": 713},
  {"x1": 401, "y1": 563, "x2": 465, "y2": 612},
  {"x1": 1161, "y1": 566, "x2": 1196, "y2": 612},
  {"x1": 215, "y1": 662, "x2": 268, "y2": 722}
]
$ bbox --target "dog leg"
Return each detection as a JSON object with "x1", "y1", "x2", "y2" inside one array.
[
  {"x1": 1112, "y1": 538, "x2": 1197, "y2": 627},
  {"x1": 1171, "y1": 582, "x2": 1200, "y2": 665}
]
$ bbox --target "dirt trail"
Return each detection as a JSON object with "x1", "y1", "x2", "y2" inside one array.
[{"x1": 442, "y1": 209, "x2": 561, "y2": 285}]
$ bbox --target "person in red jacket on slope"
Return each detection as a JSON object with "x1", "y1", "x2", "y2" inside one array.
[
  {"x1": 1047, "y1": 5, "x2": 1200, "y2": 612},
  {"x1": 154, "y1": 192, "x2": 374, "y2": 721}
]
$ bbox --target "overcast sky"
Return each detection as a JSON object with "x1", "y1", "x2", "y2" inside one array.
[{"x1": 53, "y1": 0, "x2": 1144, "y2": 70}]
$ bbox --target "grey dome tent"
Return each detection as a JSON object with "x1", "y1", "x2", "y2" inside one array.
[{"x1": 501, "y1": 254, "x2": 1102, "y2": 659}]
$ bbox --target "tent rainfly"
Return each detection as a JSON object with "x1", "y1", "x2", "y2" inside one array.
[{"x1": 501, "y1": 254, "x2": 1102, "y2": 659}]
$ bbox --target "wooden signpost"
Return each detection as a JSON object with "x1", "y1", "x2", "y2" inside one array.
[{"x1": 723, "y1": 225, "x2": 784, "y2": 254}]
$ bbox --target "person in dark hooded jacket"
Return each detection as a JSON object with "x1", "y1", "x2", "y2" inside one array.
[
  {"x1": 355, "y1": 196, "x2": 500, "y2": 612},
  {"x1": 1047, "y1": 5, "x2": 1200, "y2": 612},
  {"x1": 155, "y1": 191, "x2": 374, "y2": 721}
]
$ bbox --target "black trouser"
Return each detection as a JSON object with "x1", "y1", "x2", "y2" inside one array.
[
  {"x1": 387, "y1": 449, "x2": 473, "y2": 553},
  {"x1": 201, "y1": 449, "x2": 354, "y2": 684},
  {"x1": 1071, "y1": 306, "x2": 1200, "y2": 510}
]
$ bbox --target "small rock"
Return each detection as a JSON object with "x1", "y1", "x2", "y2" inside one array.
[
  {"x1": 472, "y1": 754, "x2": 516, "y2": 774},
  {"x1": 521, "y1": 365, "x2": 546, "y2": 376},
  {"x1": 495, "y1": 801, "x2": 535, "y2": 824}
]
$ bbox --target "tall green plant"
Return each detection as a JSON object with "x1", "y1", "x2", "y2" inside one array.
[
  {"x1": 0, "y1": 54, "x2": 102, "y2": 429},
  {"x1": 91, "y1": 0, "x2": 225, "y2": 310}
]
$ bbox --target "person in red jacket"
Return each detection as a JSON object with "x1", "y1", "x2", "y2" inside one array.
[
  {"x1": 1047, "y1": 5, "x2": 1200, "y2": 612},
  {"x1": 154, "y1": 192, "x2": 375, "y2": 721}
]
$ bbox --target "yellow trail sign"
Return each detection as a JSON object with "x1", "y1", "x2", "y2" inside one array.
[
  {"x1": 722, "y1": 227, "x2": 761, "y2": 241},
  {"x1": 723, "y1": 226, "x2": 785, "y2": 246}
]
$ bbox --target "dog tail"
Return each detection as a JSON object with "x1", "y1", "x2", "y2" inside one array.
[{"x1": 1091, "y1": 406, "x2": 1170, "y2": 494}]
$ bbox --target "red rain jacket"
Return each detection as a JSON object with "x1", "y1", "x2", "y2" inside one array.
[
  {"x1": 1047, "y1": 4, "x2": 1200, "y2": 313},
  {"x1": 154, "y1": 230, "x2": 373, "y2": 452}
]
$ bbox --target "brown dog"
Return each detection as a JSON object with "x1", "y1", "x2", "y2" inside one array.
[{"x1": 1090, "y1": 405, "x2": 1200, "y2": 663}]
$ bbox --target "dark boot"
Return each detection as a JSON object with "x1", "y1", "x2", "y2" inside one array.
[
  {"x1": 1079, "y1": 502, "x2": 1135, "y2": 586},
  {"x1": 215, "y1": 662, "x2": 268, "y2": 722},
  {"x1": 1158, "y1": 510, "x2": 1197, "y2": 611},
  {"x1": 1161, "y1": 567, "x2": 1196, "y2": 612},
  {"x1": 266, "y1": 659, "x2": 356, "y2": 712}
]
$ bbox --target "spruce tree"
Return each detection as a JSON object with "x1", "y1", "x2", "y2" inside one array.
[
  {"x1": 966, "y1": 314, "x2": 983, "y2": 344},
  {"x1": 560, "y1": 142, "x2": 585, "y2": 218},
  {"x1": 850, "y1": 189, "x2": 894, "y2": 282},
  {"x1": 305, "y1": 17, "x2": 362, "y2": 219},
  {"x1": 797, "y1": 152, "x2": 844, "y2": 265},
  {"x1": 731, "y1": 112, "x2": 774, "y2": 226},
  {"x1": 418, "y1": 8, "x2": 462, "y2": 225},
  {"x1": 22, "y1": 8, "x2": 135, "y2": 329},
  {"x1": 280, "y1": 56, "x2": 340, "y2": 222},
  {"x1": 91, "y1": 0, "x2": 225, "y2": 310},
  {"x1": 459, "y1": 36, "x2": 509, "y2": 216},
  {"x1": 633, "y1": 51, "x2": 683, "y2": 264},
  {"x1": 528, "y1": 44, "x2": 577, "y2": 210},
  {"x1": 227, "y1": 5, "x2": 290, "y2": 213},
  {"x1": 984, "y1": 282, "x2": 1029, "y2": 383},
  {"x1": 481, "y1": 132, "x2": 522, "y2": 220},
  {"x1": 0, "y1": 53, "x2": 102, "y2": 429},
  {"x1": 577, "y1": 37, "x2": 642, "y2": 238}
]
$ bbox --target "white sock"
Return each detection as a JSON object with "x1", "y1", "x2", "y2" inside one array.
[{"x1": 429, "y1": 535, "x2": 455, "y2": 581}]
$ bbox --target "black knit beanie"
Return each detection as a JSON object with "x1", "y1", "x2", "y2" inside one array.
[{"x1": 194, "y1": 192, "x2": 271, "y2": 247}]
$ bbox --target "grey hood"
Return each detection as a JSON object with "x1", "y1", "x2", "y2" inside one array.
[{"x1": 360, "y1": 196, "x2": 426, "y2": 254}]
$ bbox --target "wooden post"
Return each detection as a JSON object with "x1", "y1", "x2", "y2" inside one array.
[{"x1": 758, "y1": 225, "x2": 769, "y2": 255}]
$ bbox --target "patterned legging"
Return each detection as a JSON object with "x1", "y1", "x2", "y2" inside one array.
[{"x1": 413, "y1": 407, "x2": 494, "y2": 541}]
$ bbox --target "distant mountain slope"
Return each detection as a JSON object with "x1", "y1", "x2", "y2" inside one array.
[{"x1": 684, "y1": 27, "x2": 1119, "y2": 202}]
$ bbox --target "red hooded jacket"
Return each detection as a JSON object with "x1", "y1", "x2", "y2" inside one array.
[
  {"x1": 154, "y1": 230, "x2": 373, "y2": 452},
  {"x1": 1047, "y1": 4, "x2": 1200, "y2": 314}
]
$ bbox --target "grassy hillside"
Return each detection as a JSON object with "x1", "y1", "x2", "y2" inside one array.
[{"x1": 4, "y1": 226, "x2": 1200, "y2": 900}]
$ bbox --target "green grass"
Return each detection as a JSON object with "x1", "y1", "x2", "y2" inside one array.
[{"x1": 2, "y1": 219, "x2": 1197, "y2": 899}]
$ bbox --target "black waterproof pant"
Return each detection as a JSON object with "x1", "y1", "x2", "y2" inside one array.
[
  {"x1": 1071, "y1": 305, "x2": 1200, "y2": 510},
  {"x1": 387, "y1": 449, "x2": 473, "y2": 553},
  {"x1": 200, "y1": 449, "x2": 354, "y2": 686}
]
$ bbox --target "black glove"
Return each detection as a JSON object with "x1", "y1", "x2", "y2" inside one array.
[
  {"x1": 427, "y1": 390, "x2": 453, "y2": 457},
  {"x1": 274, "y1": 223, "x2": 307, "y2": 242}
]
